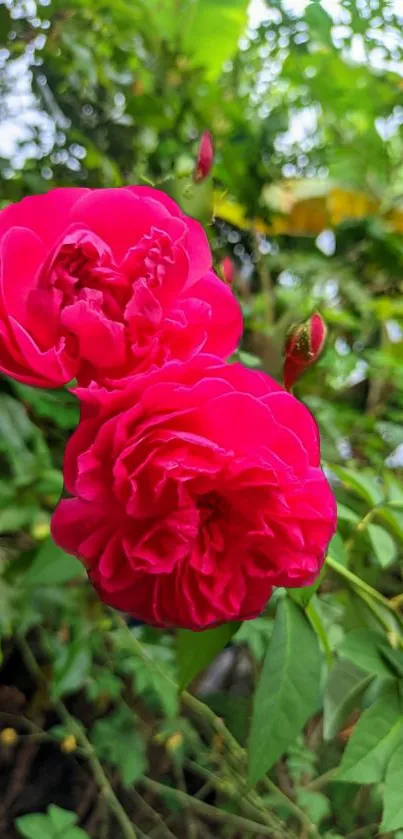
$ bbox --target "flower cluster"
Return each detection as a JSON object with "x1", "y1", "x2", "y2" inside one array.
[{"x1": 0, "y1": 185, "x2": 336, "y2": 629}]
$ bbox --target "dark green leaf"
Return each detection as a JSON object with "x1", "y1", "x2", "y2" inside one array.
[
  {"x1": 323, "y1": 658, "x2": 371, "y2": 740},
  {"x1": 381, "y1": 742, "x2": 403, "y2": 831},
  {"x1": 177, "y1": 622, "x2": 240, "y2": 690},
  {"x1": 248, "y1": 599, "x2": 321, "y2": 785},
  {"x1": 339, "y1": 629, "x2": 395, "y2": 677},
  {"x1": 338, "y1": 685, "x2": 403, "y2": 783},
  {"x1": 52, "y1": 639, "x2": 91, "y2": 699},
  {"x1": 289, "y1": 566, "x2": 325, "y2": 608}
]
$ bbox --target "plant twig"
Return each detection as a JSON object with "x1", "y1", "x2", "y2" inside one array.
[
  {"x1": 128, "y1": 787, "x2": 178, "y2": 839},
  {"x1": 17, "y1": 635, "x2": 138, "y2": 839},
  {"x1": 326, "y1": 555, "x2": 403, "y2": 629},
  {"x1": 113, "y1": 615, "x2": 296, "y2": 839},
  {"x1": 141, "y1": 776, "x2": 278, "y2": 837},
  {"x1": 261, "y1": 776, "x2": 319, "y2": 838}
]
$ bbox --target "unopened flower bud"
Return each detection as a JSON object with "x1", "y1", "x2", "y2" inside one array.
[
  {"x1": 283, "y1": 312, "x2": 327, "y2": 391},
  {"x1": 166, "y1": 732, "x2": 184, "y2": 754},
  {"x1": 1, "y1": 727, "x2": 18, "y2": 746},
  {"x1": 61, "y1": 735, "x2": 77, "y2": 753},
  {"x1": 221, "y1": 256, "x2": 234, "y2": 284},
  {"x1": 193, "y1": 131, "x2": 214, "y2": 183}
]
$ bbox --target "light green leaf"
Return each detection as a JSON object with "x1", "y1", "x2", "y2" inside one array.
[
  {"x1": 248, "y1": 599, "x2": 321, "y2": 785},
  {"x1": 381, "y1": 743, "x2": 403, "y2": 831},
  {"x1": 238, "y1": 351, "x2": 262, "y2": 369},
  {"x1": 327, "y1": 532, "x2": 347, "y2": 566},
  {"x1": 25, "y1": 538, "x2": 85, "y2": 586},
  {"x1": 368, "y1": 524, "x2": 397, "y2": 568},
  {"x1": 337, "y1": 503, "x2": 360, "y2": 523},
  {"x1": 183, "y1": 0, "x2": 249, "y2": 79},
  {"x1": 0, "y1": 506, "x2": 37, "y2": 534},
  {"x1": 296, "y1": 788, "x2": 331, "y2": 825},
  {"x1": 339, "y1": 629, "x2": 395, "y2": 677},
  {"x1": 64, "y1": 830, "x2": 90, "y2": 839},
  {"x1": 338, "y1": 685, "x2": 403, "y2": 783},
  {"x1": 177, "y1": 622, "x2": 240, "y2": 690},
  {"x1": 323, "y1": 658, "x2": 371, "y2": 740},
  {"x1": 331, "y1": 465, "x2": 384, "y2": 506},
  {"x1": 15, "y1": 814, "x2": 53, "y2": 839},
  {"x1": 48, "y1": 806, "x2": 77, "y2": 832}
]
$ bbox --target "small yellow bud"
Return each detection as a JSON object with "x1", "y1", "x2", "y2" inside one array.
[
  {"x1": 166, "y1": 732, "x2": 184, "y2": 753},
  {"x1": 61, "y1": 735, "x2": 77, "y2": 753},
  {"x1": 1, "y1": 727, "x2": 18, "y2": 746},
  {"x1": 31, "y1": 520, "x2": 51, "y2": 540}
]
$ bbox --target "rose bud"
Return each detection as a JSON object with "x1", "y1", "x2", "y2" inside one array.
[
  {"x1": 193, "y1": 131, "x2": 214, "y2": 182},
  {"x1": 283, "y1": 312, "x2": 327, "y2": 391},
  {"x1": 221, "y1": 256, "x2": 234, "y2": 284}
]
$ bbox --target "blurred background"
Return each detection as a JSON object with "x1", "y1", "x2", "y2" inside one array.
[{"x1": 0, "y1": 1, "x2": 403, "y2": 838}]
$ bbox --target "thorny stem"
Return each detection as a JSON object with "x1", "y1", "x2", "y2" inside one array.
[{"x1": 17, "y1": 635, "x2": 138, "y2": 839}]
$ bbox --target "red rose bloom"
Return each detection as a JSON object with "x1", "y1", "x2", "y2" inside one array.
[
  {"x1": 51, "y1": 355, "x2": 337, "y2": 630},
  {"x1": 0, "y1": 187, "x2": 242, "y2": 388}
]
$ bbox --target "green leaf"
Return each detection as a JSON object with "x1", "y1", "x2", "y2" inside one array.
[
  {"x1": 296, "y1": 788, "x2": 331, "y2": 825},
  {"x1": 248, "y1": 599, "x2": 321, "y2": 785},
  {"x1": 368, "y1": 524, "x2": 397, "y2": 568},
  {"x1": 0, "y1": 505, "x2": 37, "y2": 534},
  {"x1": 238, "y1": 351, "x2": 262, "y2": 369},
  {"x1": 177, "y1": 622, "x2": 239, "y2": 690},
  {"x1": 52, "y1": 638, "x2": 91, "y2": 699},
  {"x1": 25, "y1": 538, "x2": 85, "y2": 586},
  {"x1": 11, "y1": 382, "x2": 79, "y2": 431},
  {"x1": 289, "y1": 566, "x2": 325, "y2": 609},
  {"x1": 382, "y1": 743, "x2": 403, "y2": 831},
  {"x1": 91, "y1": 708, "x2": 147, "y2": 787},
  {"x1": 183, "y1": 0, "x2": 249, "y2": 79},
  {"x1": 48, "y1": 806, "x2": 77, "y2": 832},
  {"x1": 64, "y1": 830, "x2": 91, "y2": 839},
  {"x1": 327, "y1": 531, "x2": 347, "y2": 566},
  {"x1": 331, "y1": 465, "x2": 384, "y2": 506},
  {"x1": 336, "y1": 503, "x2": 360, "y2": 524},
  {"x1": 339, "y1": 629, "x2": 395, "y2": 677},
  {"x1": 234, "y1": 617, "x2": 272, "y2": 661},
  {"x1": 380, "y1": 647, "x2": 403, "y2": 679},
  {"x1": 15, "y1": 814, "x2": 53, "y2": 839},
  {"x1": 323, "y1": 658, "x2": 371, "y2": 740},
  {"x1": 338, "y1": 685, "x2": 403, "y2": 783}
]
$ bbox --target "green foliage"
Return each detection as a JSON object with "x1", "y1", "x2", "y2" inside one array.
[
  {"x1": 248, "y1": 598, "x2": 321, "y2": 784},
  {"x1": 16, "y1": 806, "x2": 90, "y2": 839},
  {"x1": 91, "y1": 707, "x2": 147, "y2": 786},
  {"x1": 1, "y1": 0, "x2": 403, "y2": 835},
  {"x1": 24, "y1": 538, "x2": 85, "y2": 586},
  {"x1": 338, "y1": 684, "x2": 403, "y2": 783},
  {"x1": 177, "y1": 622, "x2": 240, "y2": 689}
]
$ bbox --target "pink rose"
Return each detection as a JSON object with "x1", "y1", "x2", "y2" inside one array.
[
  {"x1": 51, "y1": 355, "x2": 337, "y2": 630},
  {"x1": 0, "y1": 186, "x2": 242, "y2": 388}
]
